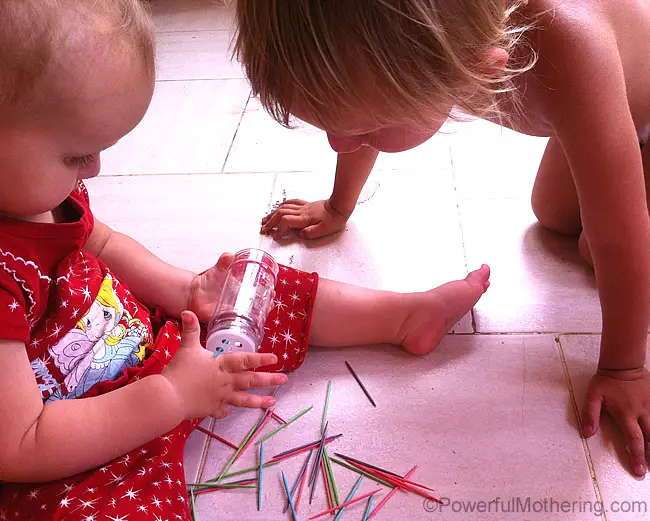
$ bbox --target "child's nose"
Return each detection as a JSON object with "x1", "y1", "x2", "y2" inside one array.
[{"x1": 327, "y1": 134, "x2": 363, "y2": 153}]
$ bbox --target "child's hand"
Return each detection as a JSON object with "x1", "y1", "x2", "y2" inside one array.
[
  {"x1": 187, "y1": 252, "x2": 235, "y2": 324},
  {"x1": 582, "y1": 367, "x2": 650, "y2": 476},
  {"x1": 162, "y1": 311, "x2": 288, "y2": 420},
  {"x1": 260, "y1": 199, "x2": 348, "y2": 241}
]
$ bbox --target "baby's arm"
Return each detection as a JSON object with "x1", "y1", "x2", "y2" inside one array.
[
  {"x1": 0, "y1": 338, "x2": 183, "y2": 481},
  {"x1": 84, "y1": 218, "x2": 195, "y2": 319},
  {"x1": 261, "y1": 146, "x2": 379, "y2": 240},
  {"x1": 0, "y1": 315, "x2": 285, "y2": 482}
]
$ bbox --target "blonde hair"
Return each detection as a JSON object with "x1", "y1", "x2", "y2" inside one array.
[
  {"x1": 0, "y1": 0, "x2": 155, "y2": 118},
  {"x1": 234, "y1": 0, "x2": 537, "y2": 132}
]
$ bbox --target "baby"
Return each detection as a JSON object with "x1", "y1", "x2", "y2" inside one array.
[
  {"x1": 235, "y1": 1, "x2": 650, "y2": 476},
  {"x1": 0, "y1": 1, "x2": 489, "y2": 519}
]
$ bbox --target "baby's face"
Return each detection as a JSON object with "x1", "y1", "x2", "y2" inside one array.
[
  {"x1": 291, "y1": 104, "x2": 452, "y2": 154},
  {"x1": 0, "y1": 53, "x2": 154, "y2": 220}
]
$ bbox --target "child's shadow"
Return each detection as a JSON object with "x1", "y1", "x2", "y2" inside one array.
[{"x1": 521, "y1": 223, "x2": 597, "y2": 291}]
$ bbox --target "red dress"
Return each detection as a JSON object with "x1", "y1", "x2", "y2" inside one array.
[{"x1": 0, "y1": 182, "x2": 318, "y2": 520}]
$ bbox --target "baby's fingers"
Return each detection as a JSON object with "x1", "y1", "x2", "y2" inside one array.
[
  {"x1": 233, "y1": 370, "x2": 289, "y2": 391},
  {"x1": 219, "y1": 352, "x2": 280, "y2": 372},
  {"x1": 226, "y1": 391, "x2": 277, "y2": 409}
]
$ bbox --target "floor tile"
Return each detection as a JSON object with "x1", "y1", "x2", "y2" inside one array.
[
  {"x1": 561, "y1": 335, "x2": 650, "y2": 521},
  {"x1": 85, "y1": 173, "x2": 274, "y2": 273},
  {"x1": 259, "y1": 169, "x2": 473, "y2": 333},
  {"x1": 101, "y1": 79, "x2": 250, "y2": 175},
  {"x1": 449, "y1": 118, "x2": 549, "y2": 200},
  {"x1": 196, "y1": 335, "x2": 595, "y2": 520},
  {"x1": 150, "y1": 0, "x2": 235, "y2": 32},
  {"x1": 156, "y1": 31, "x2": 243, "y2": 81},
  {"x1": 224, "y1": 98, "x2": 454, "y2": 174},
  {"x1": 459, "y1": 198, "x2": 600, "y2": 333}
]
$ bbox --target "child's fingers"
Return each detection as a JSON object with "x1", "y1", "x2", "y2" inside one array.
[
  {"x1": 622, "y1": 419, "x2": 647, "y2": 476},
  {"x1": 179, "y1": 311, "x2": 201, "y2": 348},
  {"x1": 219, "y1": 352, "x2": 279, "y2": 372},
  {"x1": 232, "y1": 371, "x2": 288, "y2": 391},
  {"x1": 581, "y1": 387, "x2": 604, "y2": 437},
  {"x1": 299, "y1": 222, "x2": 331, "y2": 240},
  {"x1": 226, "y1": 391, "x2": 277, "y2": 409},
  {"x1": 273, "y1": 215, "x2": 311, "y2": 240},
  {"x1": 281, "y1": 199, "x2": 308, "y2": 206}
]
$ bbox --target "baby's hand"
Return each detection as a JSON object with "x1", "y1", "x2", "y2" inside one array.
[
  {"x1": 161, "y1": 311, "x2": 288, "y2": 420},
  {"x1": 260, "y1": 199, "x2": 348, "y2": 241},
  {"x1": 582, "y1": 367, "x2": 650, "y2": 477},
  {"x1": 187, "y1": 252, "x2": 234, "y2": 324}
]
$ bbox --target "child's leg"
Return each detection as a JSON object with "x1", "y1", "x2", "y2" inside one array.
[
  {"x1": 531, "y1": 137, "x2": 583, "y2": 236},
  {"x1": 310, "y1": 265, "x2": 491, "y2": 355}
]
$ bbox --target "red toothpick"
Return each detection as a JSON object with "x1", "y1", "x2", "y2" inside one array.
[
  {"x1": 308, "y1": 490, "x2": 381, "y2": 520},
  {"x1": 295, "y1": 452, "x2": 311, "y2": 513},
  {"x1": 321, "y1": 456, "x2": 333, "y2": 511},
  {"x1": 272, "y1": 411, "x2": 288, "y2": 424},
  {"x1": 195, "y1": 426, "x2": 238, "y2": 450},
  {"x1": 234, "y1": 411, "x2": 274, "y2": 465},
  {"x1": 368, "y1": 467, "x2": 417, "y2": 519},
  {"x1": 343, "y1": 460, "x2": 440, "y2": 502}
]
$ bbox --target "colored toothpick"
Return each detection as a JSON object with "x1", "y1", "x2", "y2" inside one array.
[
  {"x1": 212, "y1": 347, "x2": 224, "y2": 358},
  {"x1": 309, "y1": 422, "x2": 329, "y2": 504},
  {"x1": 257, "y1": 442, "x2": 264, "y2": 511},
  {"x1": 255, "y1": 405, "x2": 313, "y2": 444},
  {"x1": 321, "y1": 380, "x2": 332, "y2": 434},
  {"x1": 308, "y1": 489, "x2": 381, "y2": 520},
  {"x1": 195, "y1": 426, "x2": 238, "y2": 450},
  {"x1": 284, "y1": 450, "x2": 313, "y2": 514},
  {"x1": 329, "y1": 458, "x2": 395, "y2": 489},
  {"x1": 272, "y1": 411, "x2": 288, "y2": 424},
  {"x1": 344, "y1": 361, "x2": 376, "y2": 407},
  {"x1": 281, "y1": 471, "x2": 300, "y2": 521},
  {"x1": 368, "y1": 467, "x2": 417, "y2": 519},
  {"x1": 362, "y1": 495, "x2": 375, "y2": 521},
  {"x1": 272, "y1": 434, "x2": 342, "y2": 460},
  {"x1": 333, "y1": 475, "x2": 363, "y2": 521},
  {"x1": 323, "y1": 449, "x2": 340, "y2": 511}
]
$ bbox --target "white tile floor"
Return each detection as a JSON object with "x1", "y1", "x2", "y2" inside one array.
[{"x1": 87, "y1": 1, "x2": 650, "y2": 519}]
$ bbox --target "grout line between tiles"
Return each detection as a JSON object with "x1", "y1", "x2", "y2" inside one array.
[
  {"x1": 554, "y1": 335, "x2": 608, "y2": 521},
  {"x1": 220, "y1": 93, "x2": 251, "y2": 174}
]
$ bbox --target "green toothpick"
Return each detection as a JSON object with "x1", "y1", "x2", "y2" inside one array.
[
  {"x1": 255, "y1": 405, "x2": 313, "y2": 445},
  {"x1": 321, "y1": 380, "x2": 332, "y2": 434}
]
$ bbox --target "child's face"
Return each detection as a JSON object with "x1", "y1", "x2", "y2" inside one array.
[
  {"x1": 0, "y1": 53, "x2": 153, "y2": 220},
  {"x1": 291, "y1": 103, "x2": 452, "y2": 154}
]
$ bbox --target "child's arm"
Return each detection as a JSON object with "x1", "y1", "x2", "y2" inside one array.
[
  {"x1": 84, "y1": 218, "x2": 196, "y2": 319},
  {"x1": 541, "y1": 20, "x2": 650, "y2": 473},
  {"x1": 0, "y1": 314, "x2": 285, "y2": 482},
  {"x1": 260, "y1": 146, "x2": 379, "y2": 240}
]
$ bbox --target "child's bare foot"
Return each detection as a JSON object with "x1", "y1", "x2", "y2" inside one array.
[{"x1": 399, "y1": 265, "x2": 490, "y2": 355}]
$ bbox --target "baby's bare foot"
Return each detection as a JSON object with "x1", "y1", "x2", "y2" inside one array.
[{"x1": 399, "y1": 265, "x2": 490, "y2": 356}]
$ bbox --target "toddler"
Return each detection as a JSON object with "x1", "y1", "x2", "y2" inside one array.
[
  {"x1": 235, "y1": 0, "x2": 650, "y2": 477},
  {"x1": 0, "y1": 1, "x2": 490, "y2": 519}
]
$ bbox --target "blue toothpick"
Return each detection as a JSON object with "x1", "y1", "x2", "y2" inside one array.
[
  {"x1": 333, "y1": 475, "x2": 363, "y2": 521},
  {"x1": 212, "y1": 347, "x2": 224, "y2": 358},
  {"x1": 361, "y1": 494, "x2": 375, "y2": 521},
  {"x1": 281, "y1": 471, "x2": 300, "y2": 521}
]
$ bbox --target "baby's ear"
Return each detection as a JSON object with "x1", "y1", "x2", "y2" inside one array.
[{"x1": 479, "y1": 47, "x2": 510, "y2": 76}]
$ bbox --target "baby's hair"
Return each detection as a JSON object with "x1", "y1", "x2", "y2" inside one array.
[
  {"x1": 234, "y1": 0, "x2": 537, "y2": 133},
  {"x1": 0, "y1": 0, "x2": 155, "y2": 118}
]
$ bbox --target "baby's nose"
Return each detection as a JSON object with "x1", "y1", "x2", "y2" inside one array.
[{"x1": 327, "y1": 134, "x2": 363, "y2": 153}]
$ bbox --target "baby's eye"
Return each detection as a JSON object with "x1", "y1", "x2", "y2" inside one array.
[
  {"x1": 64, "y1": 155, "x2": 95, "y2": 167},
  {"x1": 103, "y1": 310, "x2": 112, "y2": 320}
]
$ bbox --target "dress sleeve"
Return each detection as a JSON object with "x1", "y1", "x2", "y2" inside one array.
[{"x1": 0, "y1": 270, "x2": 30, "y2": 342}]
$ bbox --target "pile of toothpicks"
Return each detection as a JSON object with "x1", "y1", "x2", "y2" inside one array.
[{"x1": 186, "y1": 361, "x2": 441, "y2": 520}]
